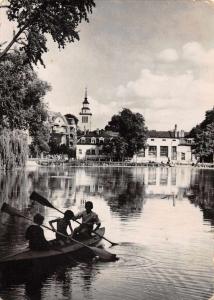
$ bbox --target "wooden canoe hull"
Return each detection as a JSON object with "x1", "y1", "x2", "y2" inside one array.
[{"x1": 0, "y1": 228, "x2": 105, "y2": 271}]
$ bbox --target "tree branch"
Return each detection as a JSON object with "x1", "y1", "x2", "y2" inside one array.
[{"x1": 0, "y1": 24, "x2": 28, "y2": 61}]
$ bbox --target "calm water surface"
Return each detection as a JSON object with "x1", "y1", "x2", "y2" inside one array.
[{"x1": 0, "y1": 166, "x2": 214, "y2": 300}]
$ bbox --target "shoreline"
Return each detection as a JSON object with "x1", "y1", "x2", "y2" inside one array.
[{"x1": 26, "y1": 159, "x2": 214, "y2": 169}]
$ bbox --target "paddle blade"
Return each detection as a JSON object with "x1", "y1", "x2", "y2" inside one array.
[
  {"x1": 1, "y1": 203, "x2": 23, "y2": 217},
  {"x1": 89, "y1": 246, "x2": 118, "y2": 262},
  {"x1": 30, "y1": 191, "x2": 54, "y2": 209}
]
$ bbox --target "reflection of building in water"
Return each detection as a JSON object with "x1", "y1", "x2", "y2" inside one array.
[
  {"x1": 48, "y1": 177, "x2": 77, "y2": 208},
  {"x1": 144, "y1": 167, "x2": 191, "y2": 197}
]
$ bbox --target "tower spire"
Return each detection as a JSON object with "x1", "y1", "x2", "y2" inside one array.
[
  {"x1": 83, "y1": 87, "x2": 89, "y2": 104},
  {"x1": 85, "y1": 87, "x2": 87, "y2": 100}
]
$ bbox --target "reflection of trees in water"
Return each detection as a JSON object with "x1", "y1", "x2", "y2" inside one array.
[
  {"x1": 78, "y1": 168, "x2": 145, "y2": 217},
  {"x1": 0, "y1": 170, "x2": 29, "y2": 209},
  {"x1": 187, "y1": 170, "x2": 214, "y2": 222},
  {"x1": 0, "y1": 170, "x2": 44, "y2": 256},
  {"x1": 105, "y1": 180, "x2": 145, "y2": 217}
]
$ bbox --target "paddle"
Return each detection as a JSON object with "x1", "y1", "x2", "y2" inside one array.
[
  {"x1": 30, "y1": 191, "x2": 118, "y2": 247},
  {"x1": 1, "y1": 203, "x2": 117, "y2": 262}
]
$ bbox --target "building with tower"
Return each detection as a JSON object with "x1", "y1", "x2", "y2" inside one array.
[{"x1": 79, "y1": 89, "x2": 92, "y2": 132}]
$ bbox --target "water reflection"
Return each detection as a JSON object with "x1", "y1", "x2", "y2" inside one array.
[{"x1": 0, "y1": 166, "x2": 214, "y2": 299}]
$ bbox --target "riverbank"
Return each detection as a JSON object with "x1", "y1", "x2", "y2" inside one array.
[{"x1": 26, "y1": 158, "x2": 214, "y2": 169}]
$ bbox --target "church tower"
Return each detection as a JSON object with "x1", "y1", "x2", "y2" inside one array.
[{"x1": 79, "y1": 88, "x2": 92, "y2": 132}]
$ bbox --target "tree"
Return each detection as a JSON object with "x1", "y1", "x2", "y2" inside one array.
[
  {"x1": 193, "y1": 123, "x2": 214, "y2": 162},
  {"x1": 0, "y1": 52, "x2": 51, "y2": 154},
  {"x1": 0, "y1": 129, "x2": 28, "y2": 169},
  {"x1": 103, "y1": 136, "x2": 128, "y2": 161},
  {"x1": 0, "y1": 0, "x2": 95, "y2": 65},
  {"x1": 105, "y1": 108, "x2": 148, "y2": 158},
  {"x1": 189, "y1": 107, "x2": 214, "y2": 162}
]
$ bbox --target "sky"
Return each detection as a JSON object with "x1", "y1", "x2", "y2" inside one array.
[{"x1": 1, "y1": 0, "x2": 214, "y2": 131}]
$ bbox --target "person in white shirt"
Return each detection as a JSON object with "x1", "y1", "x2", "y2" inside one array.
[{"x1": 73, "y1": 201, "x2": 101, "y2": 238}]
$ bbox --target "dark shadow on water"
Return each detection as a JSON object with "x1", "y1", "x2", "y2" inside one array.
[{"x1": 0, "y1": 252, "x2": 99, "y2": 300}]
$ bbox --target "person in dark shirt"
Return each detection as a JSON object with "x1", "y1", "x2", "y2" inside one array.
[
  {"x1": 25, "y1": 213, "x2": 50, "y2": 251},
  {"x1": 49, "y1": 210, "x2": 74, "y2": 241}
]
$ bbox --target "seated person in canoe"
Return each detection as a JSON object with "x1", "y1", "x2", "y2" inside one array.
[
  {"x1": 73, "y1": 201, "x2": 101, "y2": 238},
  {"x1": 49, "y1": 210, "x2": 74, "y2": 242},
  {"x1": 25, "y1": 213, "x2": 50, "y2": 251}
]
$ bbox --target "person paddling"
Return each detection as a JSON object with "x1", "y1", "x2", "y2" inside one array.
[
  {"x1": 73, "y1": 201, "x2": 101, "y2": 238},
  {"x1": 49, "y1": 210, "x2": 74, "y2": 242},
  {"x1": 25, "y1": 213, "x2": 50, "y2": 251}
]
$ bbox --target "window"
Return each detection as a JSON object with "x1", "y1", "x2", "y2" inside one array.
[
  {"x1": 151, "y1": 139, "x2": 155, "y2": 141},
  {"x1": 82, "y1": 116, "x2": 88, "y2": 123},
  {"x1": 86, "y1": 149, "x2": 91, "y2": 155},
  {"x1": 91, "y1": 149, "x2": 96, "y2": 155},
  {"x1": 79, "y1": 149, "x2": 82, "y2": 154},
  {"x1": 171, "y1": 146, "x2": 177, "y2": 160},
  {"x1": 160, "y1": 146, "x2": 168, "y2": 157},
  {"x1": 99, "y1": 150, "x2": 103, "y2": 155},
  {"x1": 172, "y1": 139, "x2": 176, "y2": 141},
  {"x1": 181, "y1": 152, "x2": 185, "y2": 160},
  {"x1": 91, "y1": 138, "x2": 96, "y2": 144},
  {"x1": 149, "y1": 146, "x2": 157, "y2": 157},
  {"x1": 162, "y1": 139, "x2": 166, "y2": 141}
]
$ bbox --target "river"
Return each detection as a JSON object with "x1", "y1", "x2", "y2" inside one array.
[{"x1": 0, "y1": 166, "x2": 214, "y2": 300}]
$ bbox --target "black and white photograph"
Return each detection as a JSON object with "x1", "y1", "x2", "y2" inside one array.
[{"x1": 0, "y1": 0, "x2": 214, "y2": 299}]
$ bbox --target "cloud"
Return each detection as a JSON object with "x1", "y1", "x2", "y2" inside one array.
[
  {"x1": 87, "y1": 97, "x2": 122, "y2": 129},
  {"x1": 182, "y1": 41, "x2": 214, "y2": 66},
  {"x1": 158, "y1": 48, "x2": 179, "y2": 62},
  {"x1": 116, "y1": 42, "x2": 214, "y2": 130}
]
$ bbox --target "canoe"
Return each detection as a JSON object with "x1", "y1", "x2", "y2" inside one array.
[{"x1": 0, "y1": 227, "x2": 105, "y2": 271}]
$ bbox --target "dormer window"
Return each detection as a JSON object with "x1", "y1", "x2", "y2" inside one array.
[
  {"x1": 99, "y1": 137, "x2": 104, "y2": 144},
  {"x1": 91, "y1": 137, "x2": 96, "y2": 144},
  {"x1": 81, "y1": 137, "x2": 85, "y2": 144}
]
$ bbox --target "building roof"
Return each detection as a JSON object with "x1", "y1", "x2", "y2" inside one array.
[
  {"x1": 148, "y1": 130, "x2": 176, "y2": 138},
  {"x1": 48, "y1": 111, "x2": 67, "y2": 125},
  {"x1": 64, "y1": 114, "x2": 78, "y2": 125},
  {"x1": 76, "y1": 130, "x2": 117, "y2": 144},
  {"x1": 148, "y1": 130, "x2": 189, "y2": 139},
  {"x1": 78, "y1": 130, "x2": 111, "y2": 138}
]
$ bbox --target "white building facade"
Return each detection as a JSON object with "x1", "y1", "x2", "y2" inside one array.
[
  {"x1": 48, "y1": 112, "x2": 78, "y2": 148},
  {"x1": 134, "y1": 127, "x2": 194, "y2": 164}
]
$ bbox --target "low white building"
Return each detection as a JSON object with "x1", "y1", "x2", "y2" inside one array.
[
  {"x1": 76, "y1": 130, "x2": 113, "y2": 160},
  {"x1": 134, "y1": 126, "x2": 194, "y2": 164}
]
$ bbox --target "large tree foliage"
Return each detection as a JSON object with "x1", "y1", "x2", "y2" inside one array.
[
  {"x1": 105, "y1": 108, "x2": 148, "y2": 158},
  {"x1": 49, "y1": 135, "x2": 68, "y2": 155},
  {"x1": 0, "y1": 129, "x2": 28, "y2": 169},
  {"x1": 189, "y1": 107, "x2": 214, "y2": 162},
  {"x1": 0, "y1": 0, "x2": 95, "y2": 65},
  {"x1": 0, "y1": 52, "x2": 51, "y2": 154},
  {"x1": 103, "y1": 136, "x2": 128, "y2": 161}
]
